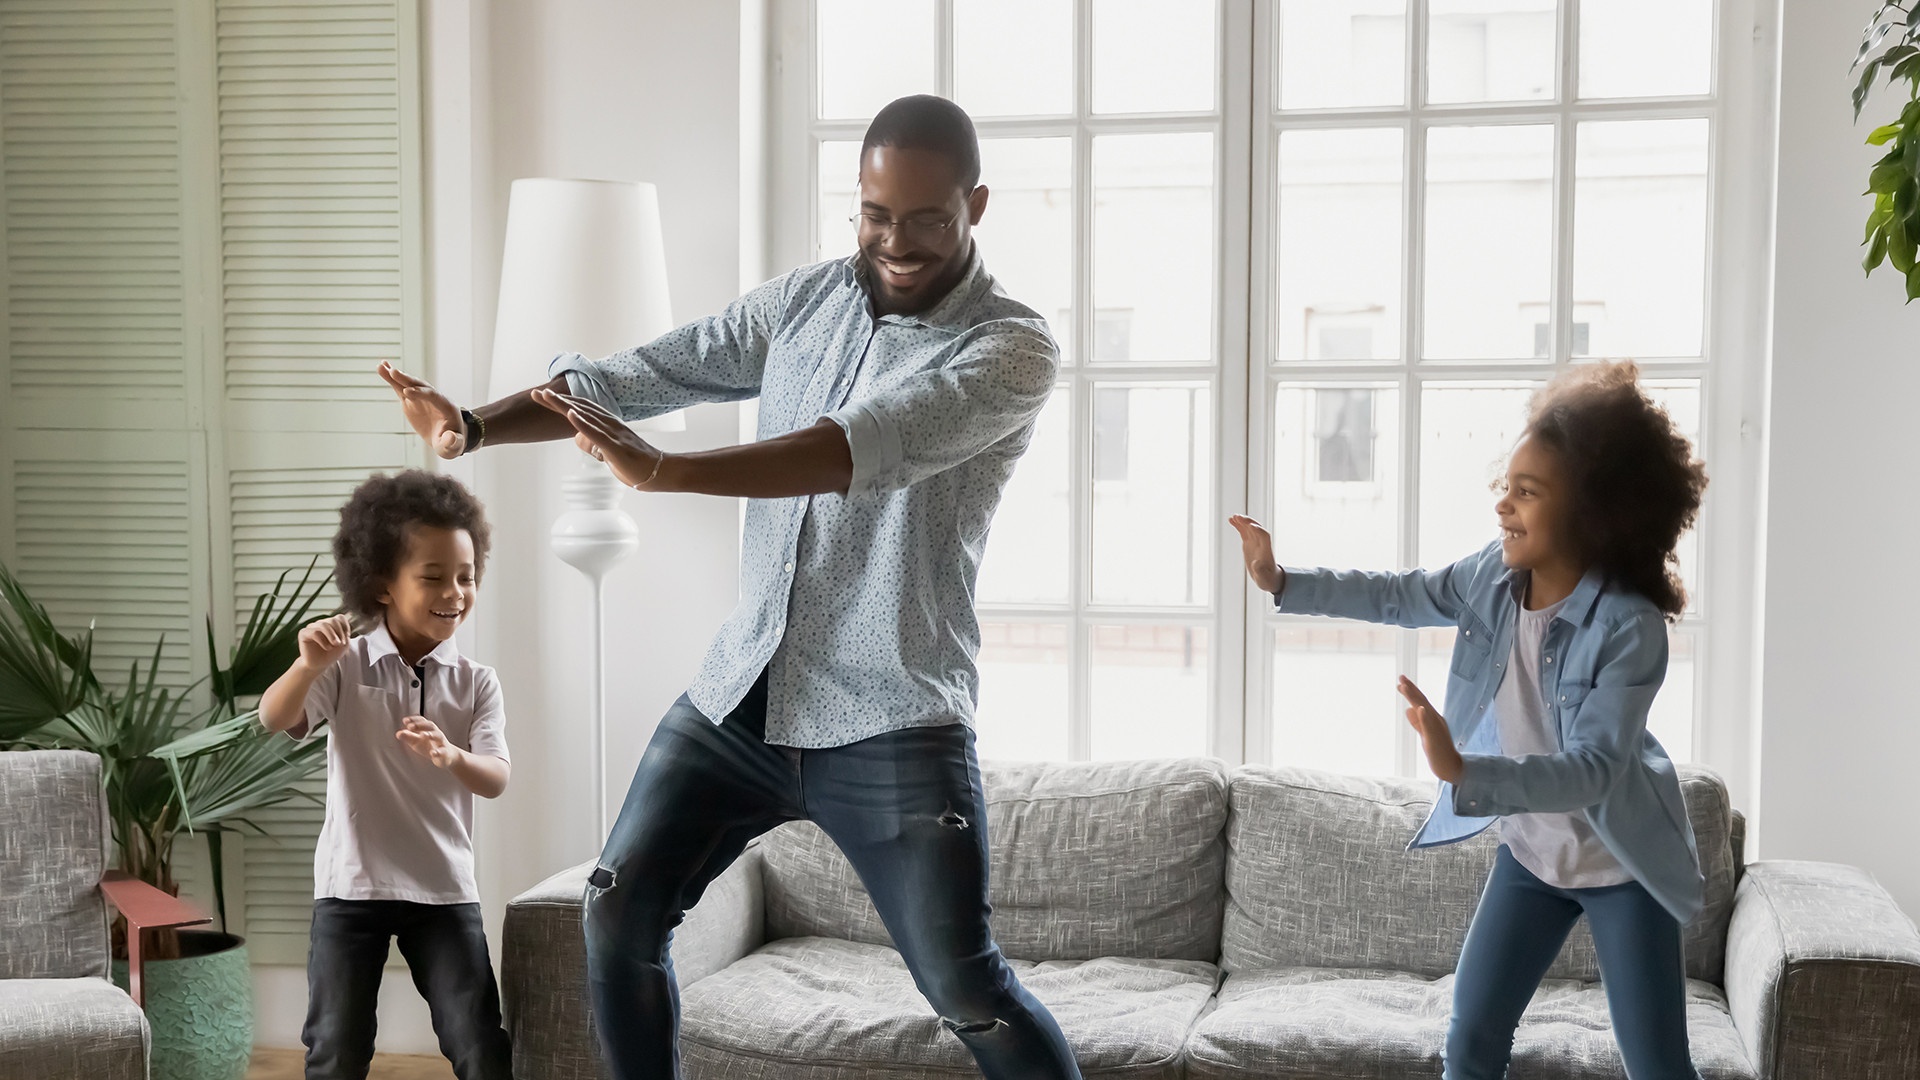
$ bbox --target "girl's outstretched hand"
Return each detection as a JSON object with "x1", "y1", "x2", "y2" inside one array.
[
  {"x1": 1227, "y1": 515, "x2": 1284, "y2": 594},
  {"x1": 1398, "y1": 676, "x2": 1464, "y2": 784}
]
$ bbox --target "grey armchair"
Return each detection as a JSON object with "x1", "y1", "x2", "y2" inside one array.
[{"x1": 0, "y1": 750, "x2": 208, "y2": 1080}]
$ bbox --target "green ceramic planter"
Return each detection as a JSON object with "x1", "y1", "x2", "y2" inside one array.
[{"x1": 112, "y1": 930, "x2": 254, "y2": 1080}]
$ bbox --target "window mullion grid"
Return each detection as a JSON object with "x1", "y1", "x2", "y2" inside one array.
[
  {"x1": 1067, "y1": 0, "x2": 1095, "y2": 761},
  {"x1": 1553, "y1": 0, "x2": 1581, "y2": 369},
  {"x1": 1397, "y1": 0, "x2": 1430, "y2": 776}
]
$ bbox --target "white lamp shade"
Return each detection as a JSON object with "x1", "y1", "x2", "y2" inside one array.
[{"x1": 490, "y1": 178, "x2": 683, "y2": 431}]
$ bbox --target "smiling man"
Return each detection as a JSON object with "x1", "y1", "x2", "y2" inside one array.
[{"x1": 378, "y1": 96, "x2": 1076, "y2": 1079}]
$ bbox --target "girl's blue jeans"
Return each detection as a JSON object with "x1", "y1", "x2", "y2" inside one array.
[{"x1": 1447, "y1": 845, "x2": 1703, "y2": 1080}]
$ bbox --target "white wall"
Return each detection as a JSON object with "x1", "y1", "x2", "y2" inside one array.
[
  {"x1": 252, "y1": 0, "x2": 752, "y2": 1052},
  {"x1": 1757, "y1": 0, "x2": 1920, "y2": 918}
]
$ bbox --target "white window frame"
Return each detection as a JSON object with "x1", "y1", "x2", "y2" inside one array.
[{"x1": 765, "y1": 0, "x2": 1773, "y2": 800}]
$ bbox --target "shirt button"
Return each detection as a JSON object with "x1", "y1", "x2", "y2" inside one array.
[
  {"x1": 784, "y1": 562, "x2": 795, "y2": 573},
  {"x1": 1467, "y1": 800, "x2": 1479, "y2": 808},
  {"x1": 411, "y1": 679, "x2": 419, "y2": 688},
  {"x1": 1546, "y1": 656, "x2": 1554, "y2": 664}
]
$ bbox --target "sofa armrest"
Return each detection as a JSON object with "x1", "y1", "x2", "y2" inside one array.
[
  {"x1": 502, "y1": 846, "x2": 765, "y2": 1080},
  {"x1": 1725, "y1": 860, "x2": 1920, "y2": 1079}
]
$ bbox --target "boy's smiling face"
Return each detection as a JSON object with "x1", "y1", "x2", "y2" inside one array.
[{"x1": 378, "y1": 524, "x2": 477, "y2": 654}]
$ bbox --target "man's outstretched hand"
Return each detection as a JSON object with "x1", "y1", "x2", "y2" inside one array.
[
  {"x1": 532, "y1": 387, "x2": 667, "y2": 490},
  {"x1": 1398, "y1": 676, "x2": 1463, "y2": 784},
  {"x1": 1228, "y1": 515, "x2": 1284, "y2": 594},
  {"x1": 379, "y1": 362, "x2": 465, "y2": 459}
]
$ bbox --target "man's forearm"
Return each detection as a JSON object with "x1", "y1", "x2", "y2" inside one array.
[
  {"x1": 651, "y1": 419, "x2": 854, "y2": 499},
  {"x1": 473, "y1": 377, "x2": 577, "y2": 447}
]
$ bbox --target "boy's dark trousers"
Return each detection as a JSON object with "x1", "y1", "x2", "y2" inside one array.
[{"x1": 303, "y1": 898, "x2": 513, "y2": 1080}]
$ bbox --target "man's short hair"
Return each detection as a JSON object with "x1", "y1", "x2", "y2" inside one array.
[{"x1": 860, "y1": 95, "x2": 981, "y2": 191}]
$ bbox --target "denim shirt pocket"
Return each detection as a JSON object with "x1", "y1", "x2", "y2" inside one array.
[{"x1": 1449, "y1": 611, "x2": 1495, "y2": 681}]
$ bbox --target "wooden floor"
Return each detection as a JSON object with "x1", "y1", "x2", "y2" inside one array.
[{"x1": 246, "y1": 1046, "x2": 456, "y2": 1080}]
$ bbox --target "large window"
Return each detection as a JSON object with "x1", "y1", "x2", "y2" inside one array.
[{"x1": 773, "y1": 0, "x2": 1753, "y2": 777}]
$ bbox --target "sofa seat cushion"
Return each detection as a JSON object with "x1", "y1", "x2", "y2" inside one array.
[
  {"x1": 1184, "y1": 967, "x2": 1755, "y2": 1080},
  {"x1": 681, "y1": 937, "x2": 1218, "y2": 1079},
  {"x1": 0, "y1": 978, "x2": 149, "y2": 1080}
]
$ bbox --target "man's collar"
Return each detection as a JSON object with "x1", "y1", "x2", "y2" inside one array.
[
  {"x1": 364, "y1": 620, "x2": 461, "y2": 668},
  {"x1": 845, "y1": 244, "x2": 988, "y2": 331}
]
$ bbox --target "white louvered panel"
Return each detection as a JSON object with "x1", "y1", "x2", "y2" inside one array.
[
  {"x1": 0, "y1": 0, "x2": 186, "y2": 403},
  {"x1": 239, "y1": 769, "x2": 327, "y2": 962},
  {"x1": 11, "y1": 457, "x2": 194, "y2": 685},
  {"x1": 216, "y1": 0, "x2": 403, "y2": 402},
  {"x1": 226, "y1": 463, "x2": 371, "y2": 637}
]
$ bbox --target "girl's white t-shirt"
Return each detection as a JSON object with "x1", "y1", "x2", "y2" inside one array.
[
  {"x1": 288, "y1": 623, "x2": 509, "y2": 904},
  {"x1": 1493, "y1": 596, "x2": 1634, "y2": 890}
]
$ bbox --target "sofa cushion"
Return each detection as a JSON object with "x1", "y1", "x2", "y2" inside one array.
[
  {"x1": 681, "y1": 937, "x2": 1216, "y2": 1079},
  {"x1": 0, "y1": 978, "x2": 149, "y2": 1080},
  {"x1": 760, "y1": 758, "x2": 1229, "y2": 962},
  {"x1": 0, "y1": 751, "x2": 111, "y2": 981},
  {"x1": 1184, "y1": 967, "x2": 1755, "y2": 1080},
  {"x1": 1222, "y1": 764, "x2": 1739, "y2": 983}
]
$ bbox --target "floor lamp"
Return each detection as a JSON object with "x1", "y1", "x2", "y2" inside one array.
[{"x1": 488, "y1": 178, "x2": 681, "y2": 843}]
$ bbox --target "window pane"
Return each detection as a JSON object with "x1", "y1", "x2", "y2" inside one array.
[
  {"x1": 1091, "y1": 624, "x2": 1210, "y2": 759},
  {"x1": 1573, "y1": 119, "x2": 1709, "y2": 360},
  {"x1": 1579, "y1": 0, "x2": 1712, "y2": 100},
  {"x1": 1093, "y1": 0, "x2": 1217, "y2": 114},
  {"x1": 976, "y1": 138, "x2": 1074, "y2": 361},
  {"x1": 975, "y1": 621, "x2": 1070, "y2": 761},
  {"x1": 1272, "y1": 622, "x2": 1400, "y2": 776},
  {"x1": 978, "y1": 387, "x2": 1071, "y2": 605},
  {"x1": 1275, "y1": 127, "x2": 1403, "y2": 362},
  {"x1": 1272, "y1": 383, "x2": 1402, "y2": 571},
  {"x1": 1278, "y1": 0, "x2": 1406, "y2": 110},
  {"x1": 817, "y1": 0, "x2": 936, "y2": 120},
  {"x1": 1418, "y1": 382, "x2": 1536, "y2": 567},
  {"x1": 1093, "y1": 132, "x2": 1215, "y2": 364},
  {"x1": 1423, "y1": 125, "x2": 1554, "y2": 360},
  {"x1": 816, "y1": 139, "x2": 861, "y2": 262},
  {"x1": 1091, "y1": 383, "x2": 1212, "y2": 606},
  {"x1": 956, "y1": 0, "x2": 1073, "y2": 116},
  {"x1": 1426, "y1": 0, "x2": 1557, "y2": 105},
  {"x1": 1648, "y1": 627, "x2": 1696, "y2": 763},
  {"x1": 1643, "y1": 379, "x2": 1702, "y2": 613}
]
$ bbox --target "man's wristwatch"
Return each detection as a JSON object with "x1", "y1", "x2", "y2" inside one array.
[{"x1": 458, "y1": 408, "x2": 486, "y2": 454}]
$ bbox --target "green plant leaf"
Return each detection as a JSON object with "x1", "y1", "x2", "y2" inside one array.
[
  {"x1": 1870, "y1": 122, "x2": 1906, "y2": 145},
  {"x1": 1871, "y1": 157, "x2": 1910, "y2": 193},
  {"x1": 0, "y1": 560, "x2": 98, "y2": 741},
  {"x1": 1891, "y1": 216, "x2": 1918, "y2": 272},
  {"x1": 212, "y1": 557, "x2": 335, "y2": 703},
  {"x1": 1908, "y1": 260, "x2": 1920, "y2": 300},
  {"x1": 1867, "y1": 226, "x2": 1890, "y2": 273},
  {"x1": 1898, "y1": 179, "x2": 1918, "y2": 220},
  {"x1": 1895, "y1": 52, "x2": 1920, "y2": 83},
  {"x1": 1857, "y1": 59, "x2": 1886, "y2": 120},
  {"x1": 1869, "y1": 197, "x2": 1896, "y2": 242}
]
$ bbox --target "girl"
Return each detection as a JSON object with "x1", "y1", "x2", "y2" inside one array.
[{"x1": 1230, "y1": 361, "x2": 1709, "y2": 1080}]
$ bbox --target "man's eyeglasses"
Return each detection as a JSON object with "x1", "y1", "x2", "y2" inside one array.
[{"x1": 849, "y1": 209, "x2": 962, "y2": 247}]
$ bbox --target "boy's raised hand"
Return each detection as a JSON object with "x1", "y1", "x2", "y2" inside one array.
[
  {"x1": 297, "y1": 614, "x2": 354, "y2": 672},
  {"x1": 397, "y1": 715, "x2": 459, "y2": 769},
  {"x1": 378, "y1": 361, "x2": 466, "y2": 459},
  {"x1": 1397, "y1": 676, "x2": 1463, "y2": 784},
  {"x1": 1227, "y1": 515, "x2": 1284, "y2": 594}
]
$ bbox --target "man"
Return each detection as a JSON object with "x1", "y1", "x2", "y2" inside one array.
[{"x1": 380, "y1": 95, "x2": 1080, "y2": 1080}]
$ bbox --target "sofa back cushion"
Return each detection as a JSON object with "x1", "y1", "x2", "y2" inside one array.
[
  {"x1": 761, "y1": 757, "x2": 1229, "y2": 962},
  {"x1": 1221, "y1": 764, "x2": 1738, "y2": 984},
  {"x1": 0, "y1": 750, "x2": 110, "y2": 980}
]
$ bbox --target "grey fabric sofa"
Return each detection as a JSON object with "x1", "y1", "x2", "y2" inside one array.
[
  {"x1": 502, "y1": 759, "x2": 1920, "y2": 1079},
  {"x1": 0, "y1": 750, "x2": 150, "y2": 1080}
]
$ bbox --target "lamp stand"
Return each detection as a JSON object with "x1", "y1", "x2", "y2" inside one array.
[{"x1": 548, "y1": 455, "x2": 639, "y2": 843}]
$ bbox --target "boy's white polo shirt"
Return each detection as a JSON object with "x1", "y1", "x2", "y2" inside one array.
[{"x1": 289, "y1": 623, "x2": 509, "y2": 904}]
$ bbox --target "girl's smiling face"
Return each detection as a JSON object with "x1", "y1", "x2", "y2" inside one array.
[{"x1": 1495, "y1": 434, "x2": 1572, "y2": 575}]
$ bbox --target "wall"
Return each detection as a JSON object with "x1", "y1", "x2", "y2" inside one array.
[
  {"x1": 1756, "y1": 0, "x2": 1920, "y2": 917},
  {"x1": 251, "y1": 0, "x2": 752, "y2": 1051}
]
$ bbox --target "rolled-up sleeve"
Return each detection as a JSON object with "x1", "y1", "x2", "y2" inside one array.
[
  {"x1": 548, "y1": 269, "x2": 795, "y2": 423},
  {"x1": 823, "y1": 321, "x2": 1058, "y2": 498}
]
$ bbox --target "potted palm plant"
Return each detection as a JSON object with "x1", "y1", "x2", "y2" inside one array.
[{"x1": 0, "y1": 557, "x2": 336, "y2": 1080}]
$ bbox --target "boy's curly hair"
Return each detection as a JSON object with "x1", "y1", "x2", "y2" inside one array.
[
  {"x1": 1522, "y1": 362, "x2": 1707, "y2": 621},
  {"x1": 333, "y1": 470, "x2": 492, "y2": 619}
]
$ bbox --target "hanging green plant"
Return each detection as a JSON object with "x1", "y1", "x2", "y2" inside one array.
[{"x1": 1855, "y1": 3, "x2": 1920, "y2": 301}]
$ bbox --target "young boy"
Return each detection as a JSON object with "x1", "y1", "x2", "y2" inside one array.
[{"x1": 261, "y1": 470, "x2": 513, "y2": 1080}]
